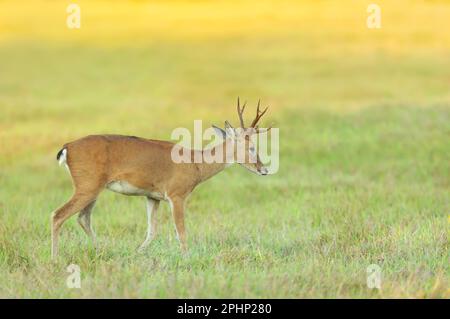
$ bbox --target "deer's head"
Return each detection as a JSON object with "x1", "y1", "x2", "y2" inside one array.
[{"x1": 213, "y1": 98, "x2": 272, "y2": 176}]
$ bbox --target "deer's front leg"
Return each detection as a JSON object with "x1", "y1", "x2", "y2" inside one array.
[
  {"x1": 169, "y1": 197, "x2": 187, "y2": 253},
  {"x1": 138, "y1": 197, "x2": 160, "y2": 252}
]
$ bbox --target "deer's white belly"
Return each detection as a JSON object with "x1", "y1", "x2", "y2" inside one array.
[{"x1": 107, "y1": 181, "x2": 165, "y2": 200}]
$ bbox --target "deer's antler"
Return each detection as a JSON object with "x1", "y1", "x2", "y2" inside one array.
[
  {"x1": 250, "y1": 99, "x2": 269, "y2": 128},
  {"x1": 237, "y1": 97, "x2": 246, "y2": 128}
]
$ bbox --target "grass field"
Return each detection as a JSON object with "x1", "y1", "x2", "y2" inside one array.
[{"x1": 0, "y1": 0, "x2": 448, "y2": 298}]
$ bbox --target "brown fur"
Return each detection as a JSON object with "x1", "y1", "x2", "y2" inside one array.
[{"x1": 51, "y1": 102, "x2": 269, "y2": 259}]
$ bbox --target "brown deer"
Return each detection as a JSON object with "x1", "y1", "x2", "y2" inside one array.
[{"x1": 51, "y1": 99, "x2": 271, "y2": 258}]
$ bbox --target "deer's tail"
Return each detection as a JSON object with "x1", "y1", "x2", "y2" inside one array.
[{"x1": 56, "y1": 147, "x2": 67, "y2": 166}]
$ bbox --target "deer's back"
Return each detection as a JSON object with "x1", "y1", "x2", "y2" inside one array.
[{"x1": 63, "y1": 134, "x2": 184, "y2": 191}]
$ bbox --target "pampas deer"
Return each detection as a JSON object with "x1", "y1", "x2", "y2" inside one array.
[{"x1": 51, "y1": 99, "x2": 271, "y2": 258}]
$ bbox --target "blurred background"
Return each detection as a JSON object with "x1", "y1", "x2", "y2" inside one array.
[
  {"x1": 1, "y1": 0, "x2": 449, "y2": 162},
  {"x1": 0, "y1": 0, "x2": 448, "y2": 298}
]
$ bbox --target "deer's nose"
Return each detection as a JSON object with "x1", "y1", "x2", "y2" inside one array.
[{"x1": 259, "y1": 167, "x2": 268, "y2": 175}]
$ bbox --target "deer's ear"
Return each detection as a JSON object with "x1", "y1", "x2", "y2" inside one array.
[
  {"x1": 224, "y1": 120, "x2": 233, "y2": 129},
  {"x1": 212, "y1": 125, "x2": 227, "y2": 139},
  {"x1": 224, "y1": 121, "x2": 236, "y2": 138}
]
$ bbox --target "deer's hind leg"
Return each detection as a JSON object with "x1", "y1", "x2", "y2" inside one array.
[
  {"x1": 51, "y1": 190, "x2": 101, "y2": 259},
  {"x1": 78, "y1": 200, "x2": 98, "y2": 247}
]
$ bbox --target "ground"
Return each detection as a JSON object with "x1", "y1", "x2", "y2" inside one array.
[{"x1": 0, "y1": 0, "x2": 448, "y2": 298}]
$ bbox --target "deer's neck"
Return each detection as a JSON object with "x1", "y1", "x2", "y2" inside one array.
[{"x1": 195, "y1": 139, "x2": 233, "y2": 183}]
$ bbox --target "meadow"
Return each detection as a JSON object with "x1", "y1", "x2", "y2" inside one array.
[{"x1": 0, "y1": 0, "x2": 448, "y2": 298}]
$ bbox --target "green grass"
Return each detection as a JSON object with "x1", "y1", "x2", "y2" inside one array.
[
  {"x1": 0, "y1": 0, "x2": 449, "y2": 298},
  {"x1": 0, "y1": 104, "x2": 448, "y2": 298}
]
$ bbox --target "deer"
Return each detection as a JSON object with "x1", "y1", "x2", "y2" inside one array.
[{"x1": 51, "y1": 99, "x2": 272, "y2": 259}]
